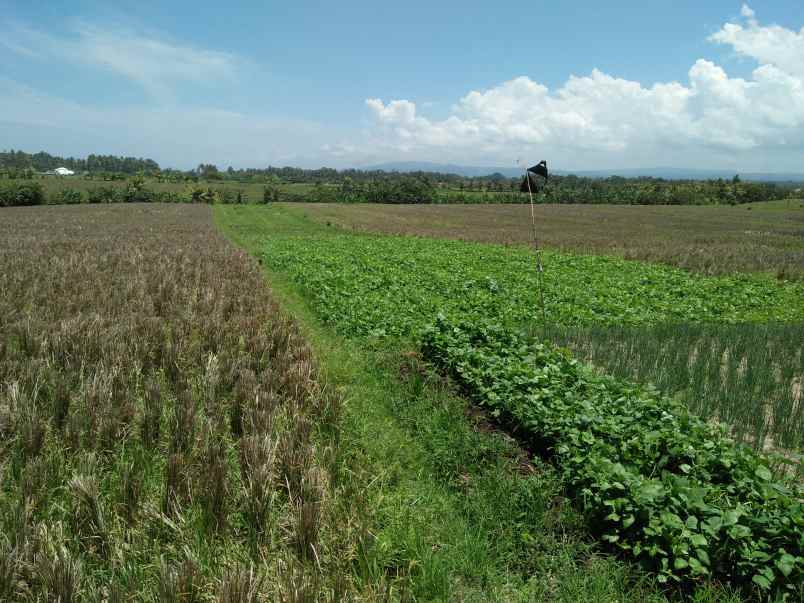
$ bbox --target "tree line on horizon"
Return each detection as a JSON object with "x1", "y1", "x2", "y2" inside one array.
[
  {"x1": 0, "y1": 149, "x2": 159, "y2": 175},
  {"x1": 1, "y1": 149, "x2": 796, "y2": 206}
]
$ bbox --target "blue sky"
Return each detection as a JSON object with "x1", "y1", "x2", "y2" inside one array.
[{"x1": 2, "y1": 1, "x2": 803, "y2": 170}]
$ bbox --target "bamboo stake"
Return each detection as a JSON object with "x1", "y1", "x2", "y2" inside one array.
[{"x1": 523, "y1": 166, "x2": 549, "y2": 341}]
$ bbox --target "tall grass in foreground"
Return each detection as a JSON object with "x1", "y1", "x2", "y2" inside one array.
[
  {"x1": 0, "y1": 204, "x2": 375, "y2": 600},
  {"x1": 549, "y1": 323, "x2": 803, "y2": 457}
]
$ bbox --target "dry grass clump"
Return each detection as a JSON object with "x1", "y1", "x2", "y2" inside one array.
[
  {"x1": 216, "y1": 564, "x2": 264, "y2": 602},
  {"x1": 0, "y1": 204, "x2": 366, "y2": 599}
]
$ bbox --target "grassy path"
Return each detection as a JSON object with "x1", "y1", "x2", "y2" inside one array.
[{"x1": 215, "y1": 204, "x2": 740, "y2": 602}]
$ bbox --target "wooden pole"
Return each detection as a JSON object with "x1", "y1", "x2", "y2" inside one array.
[{"x1": 523, "y1": 168, "x2": 549, "y2": 341}]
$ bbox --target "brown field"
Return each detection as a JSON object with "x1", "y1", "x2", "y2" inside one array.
[
  {"x1": 0, "y1": 204, "x2": 370, "y2": 600},
  {"x1": 297, "y1": 200, "x2": 804, "y2": 278}
]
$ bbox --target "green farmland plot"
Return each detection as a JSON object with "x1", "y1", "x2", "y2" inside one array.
[
  {"x1": 218, "y1": 204, "x2": 803, "y2": 453},
  {"x1": 217, "y1": 204, "x2": 803, "y2": 599},
  {"x1": 259, "y1": 229, "x2": 803, "y2": 335},
  {"x1": 219, "y1": 204, "x2": 721, "y2": 602}
]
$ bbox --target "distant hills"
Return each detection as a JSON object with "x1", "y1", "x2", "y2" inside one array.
[
  {"x1": 365, "y1": 162, "x2": 523, "y2": 178},
  {"x1": 365, "y1": 161, "x2": 804, "y2": 182}
]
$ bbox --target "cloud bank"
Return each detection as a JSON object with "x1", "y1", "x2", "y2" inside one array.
[{"x1": 361, "y1": 5, "x2": 804, "y2": 168}]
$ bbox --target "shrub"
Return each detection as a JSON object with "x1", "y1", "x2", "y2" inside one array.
[
  {"x1": 120, "y1": 177, "x2": 153, "y2": 203},
  {"x1": 310, "y1": 182, "x2": 336, "y2": 203},
  {"x1": 0, "y1": 182, "x2": 45, "y2": 207},
  {"x1": 185, "y1": 185, "x2": 204, "y2": 203},
  {"x1": 215, "y1": 189, "x2": 238, "y2": 204},
  {"x1": 87, "y1": 186, "x2": 119, "y2": 204},
  {"x1": 52, "y1": 189, "x2": 84, "y2": 205},
  {"x1": 262, "y1": 185, "x2": 280, "y2": 204},
  {"x1": 422, "y1": 315, "x2": 803, "y2": 597},
  {"x1": 184, "y1": 185, "x2": 220, "y2": 204},
  {"x1": 334, "y1": 176, "x2": 437, "y2": 204},
  {"x1": 153, "y1": 190, "x2": 182, "y2": 203}
]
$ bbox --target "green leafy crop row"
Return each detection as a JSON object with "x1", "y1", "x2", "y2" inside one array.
[
  {"x1": 261, "y1": 232, "x2": 804, "y2": 336},
  {"x1": 421, "y1": 316, "x2": 802, "y2": 596}
]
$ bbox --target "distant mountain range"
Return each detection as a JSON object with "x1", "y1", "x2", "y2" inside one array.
[{"x1": 364, "y1": 161, "x2": 804, "y2": 182}]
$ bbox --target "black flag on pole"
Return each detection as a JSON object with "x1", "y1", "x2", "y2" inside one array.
[
  {"x1": 520, "y1": 160, "x2": 549, "y2": 193},
  {"x1": 527, "y1": 160, "x2": 548, "y2": 180}
]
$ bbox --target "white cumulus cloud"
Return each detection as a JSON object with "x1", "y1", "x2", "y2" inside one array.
[
  {"x1": 358, "y1": 5, "x2": 804, "y2": 169},
  {"x1": 710, "y1": 8, "x2": 804, "y2": 79}
]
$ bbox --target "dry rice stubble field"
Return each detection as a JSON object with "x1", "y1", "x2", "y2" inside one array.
[{"x1": 0, "y1": 204, "x2": 385, "y2": 600}]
